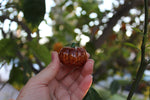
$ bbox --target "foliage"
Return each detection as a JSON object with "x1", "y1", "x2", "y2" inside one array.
[
  {"x1": 0, "y1": 39, "x2": 17, "y2": 61},
  {"x1": 28, "y1": 39, "x2": 51, "y2": 66},
  {"x1": 83, "y1": 87, "x2": 103, "y2": 100},
  {"x1": 0, "y1": 0, "x2": 149, "y2": 99},
  {"x1": 20, "y1": 0, "x2": 45, "y2": 30}
]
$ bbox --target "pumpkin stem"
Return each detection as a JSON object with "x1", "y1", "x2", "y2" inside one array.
[{"x1": 71, "y1": 42, "x2": 76, "y2": 48}]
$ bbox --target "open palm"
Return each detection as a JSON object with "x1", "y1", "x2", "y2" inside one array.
[{"x1": 17, "y1": 52, "x2": 94, "y2": 100}]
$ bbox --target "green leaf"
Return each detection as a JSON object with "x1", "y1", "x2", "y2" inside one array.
[
  {"x1": 109, "y1": 80, "x2": 120, "y2": 94},
  {"x1": 9, "y1": 59, "x2": 32, "y2": 89},
  {"x1": 85, "y1": 42, "x2": 96, "y2": 56},
  {"x1": 21, "y1": 59, "x2": 32, "y2": 83},
  {"x1": 66, "y1": 4, "x2": 74, "y2": 12},
  {"x1": 9, "y1": 65, "x2": 24, "y2": 85},
  {"x1": 146, "y1": 44, "x2": 150, "y2": 48},
  {"x1": 9, "y1": 59, "x2": 32, "y2": 84},
  {"x1": 83, "y1": 87, "x2": 103, "y2": 100},
  {"x1": 124, "y1": 42, "x2": 140, "y2": 51},
  {"x1": 0, "y1": 39, "x2": 17, "y2": 60},
  {"x1": 28, "y1": 39, "x2": 51, "y2": 66},
  {"x1": 108, "y1": 95, "x2": 126, "y2": 100},
  {"x1": 118, "y1": 80, "x2": 130, "y2": 86},
  {"x1": 132, "y1": 28, "x2": 143, "y2": 34},
  {"x1": 21, "y1": 0, "x2": 45, "y2": 29}
]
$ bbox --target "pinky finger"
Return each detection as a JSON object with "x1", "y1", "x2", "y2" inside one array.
[{"x1": 71, "y1": 75, "x2": 93, "y2": 99}]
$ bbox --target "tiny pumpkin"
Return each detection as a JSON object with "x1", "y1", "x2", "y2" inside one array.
[
  {"x1": 53, "y1": 42, "x2": 63, "y2": 52},
  {"x1": 58, "y1": 47, "x2": 87, "y2": 67}
]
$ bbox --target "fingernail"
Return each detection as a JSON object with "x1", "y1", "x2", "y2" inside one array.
[
  {"x1": 89, "y1": 59, "x2": 94, "y2": 64},
  {"x1": 90, "y1": 75, "x2": 93, "y2": 78}
]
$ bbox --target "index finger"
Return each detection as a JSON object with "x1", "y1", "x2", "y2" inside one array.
[{"x1": 81, "y1": 59, "x2": 94, "y2": 77}]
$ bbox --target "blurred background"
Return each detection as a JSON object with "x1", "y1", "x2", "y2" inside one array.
[{"x1": 0, "y1": 0, "x2": 150, "y2": 100}]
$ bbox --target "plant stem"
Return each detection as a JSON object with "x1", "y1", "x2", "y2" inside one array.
[
  {"x1": 127, "y1": 0, "x2": 148, "y2": 100},
  {"x1": 71, "y1": 42, "x2": 76, "y2": 48}
]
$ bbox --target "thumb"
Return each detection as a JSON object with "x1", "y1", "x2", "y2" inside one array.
[{"x1": 33, "y1": 51, "x2": 60, "y2": 83}]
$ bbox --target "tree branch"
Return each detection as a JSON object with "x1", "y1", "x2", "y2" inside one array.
[
  {"x1": 0, "y1": 15, "x2": 45, "y2": 73},
  {"x1": 127, "y1": 0, "x2": 148, "y2": 99},
  {"x1": 0, "y1": 15, "x2": 32, "y2": 41},
  {"x1": 94, "y1": 0, "x2": 144, "y2": 49},
  {"x1": 0, "y1": 28, "x2": 6, "y2": 38},
  {"x1": 0, "y1": 82, "x2": 8, "y2": 91}
]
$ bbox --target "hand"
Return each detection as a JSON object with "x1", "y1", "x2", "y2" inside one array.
[{"x1": 17, "y1": 51, "x2": 94, "y2": 100}]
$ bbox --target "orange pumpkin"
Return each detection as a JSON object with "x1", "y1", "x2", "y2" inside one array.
[
  {"x1": 59, "y1": 47, "x2": 87, "y2": 67},
  {"x1": 53, "y1": 42, "x2": 63, "y2": 52}
]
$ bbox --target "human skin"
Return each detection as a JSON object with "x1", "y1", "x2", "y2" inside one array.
[{"x1": 16, "y1": 51, "x2": 94, "y2": 100}]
